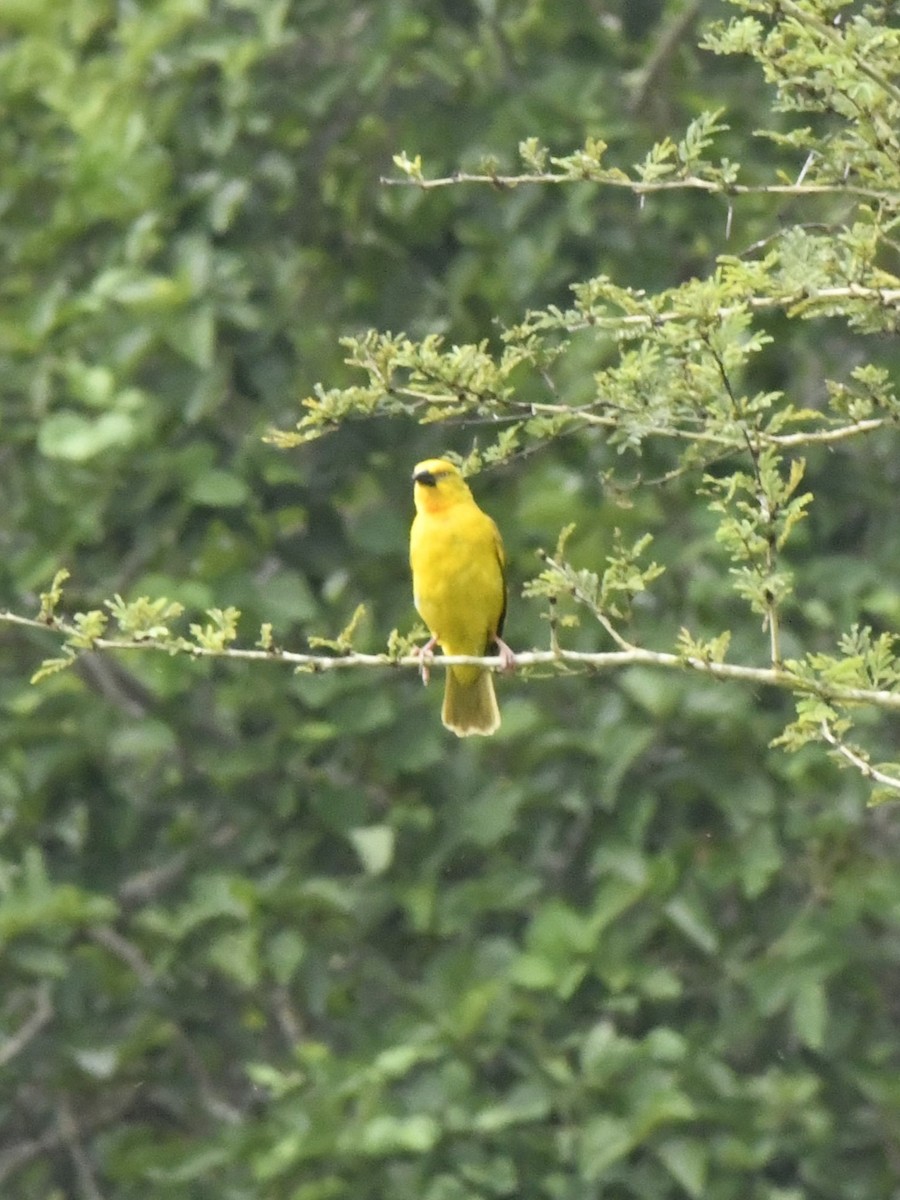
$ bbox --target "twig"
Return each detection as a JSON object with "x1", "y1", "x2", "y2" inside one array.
[
  {"x1": 380, "y1": 171, "x2": 896, "y2": 204},
  {"x1": 89, "y1": 926, "x2": 156, "y2": 988},
  {"x1": 74, "y1": 654, "x2": 156, "y2": 719},
  {"x1": 117, "y1": 853, "x2": 189, "y2": 906},
  {"x1": 271, "y1": 986, "x2": 305, "y2": 1047},
  {"x1": 173, "y1": 1028, "x2": 242, "y2": 1125},
  {"x1": 538, "y1": 551, "x2": 637, "y2": 654},
  {"x1": 514, "y1": 403, "x2": 888, "y2": 449},
  {"x1": 628, "y1": 0, "x2": 705, "y2": 116},
  {"x1": 0, "y1": 1128, "x2": 61, "y2": 1187},
  {"x1": 0, "y1": 1094, "x2": 133, "y2": 1188},
  {"x1": 548, "y1": 594, "x2": 561, "y2": 657},
  {"x1": 88, "y1": 924, "x2": 241, "y2": 1127},
  {"x1": 56, "y1": 1096, "x2": 105, "y2": 1200},
  {"x1": 0, "y1": 983, "x2": 53, "y2": 1067},
  {"x1": 551, "y1": 286, "x2": 900, "y2": 334},
  {"x1": 820, "y1": 721, "x2": 900, "y2": 793}
]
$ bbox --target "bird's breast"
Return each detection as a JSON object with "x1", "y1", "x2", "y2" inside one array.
[{"x1": 410, "y1": 508, "x2": 504, "y2": 655}]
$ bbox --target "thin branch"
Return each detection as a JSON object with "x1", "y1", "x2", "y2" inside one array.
[
  {"x1": 0, "y1": 983, "x2": 53, "y2": 1068},
  {"x1": 704, "y1": 334, "x2": 783, "y2": 667},
  {"x1": 628, "y1": 0, "x2": 705, "y2": 116},
  {"x1": 117, "y1": 853, "x2": 190, "y2": 906},
  {"x1": 271, "y1": 985, "x2": 305, "y2": 1048},
  {"x1": 0, "y1": 1094, "x2": 133, "y2": 1189},
  {"x1": 115, "y1": 831, "x2": 235, "y2": 909},
  {"x1": 56, "y1": 1096, "x2": 105, "y2": 1200},
  {"x1": 4, "y1": 609, "x2": 900, "y2": 711},
  {"x1": 334, "y1": 386, "x2": 888, "y2": 451},
  {"x1": 820, "y1": 720, "x2": 900, "y2": 794},
  {"x1": 538, "y1": 551, "x2": 638, "y2": 654},
  {"x1": 547, "y1": 594, "x2": 561, "y2": 658},
  {"x1": 553, "y1": 285, "x2": 900, "y2": 333},
  {"x1": 380, "y1": 171, "x2": 897, "y2": 204},
  {"x1": 89, "y1": 933, "x2": 243, "y2": 1128},
  {"x1": 83, "y1": 925, "x2": 242, "y2": 1127},
  {"x1": 0, "y1": 1128, "x2": 61, "y2": 1188},
  {"x1": 172, "y1": 1027, "x2": 242, "y2": 1125},
  {"x1": 761, "y1": 417, "x2": 888, "y2": 447},
  {"x1": 74, "y1": 654, "x2": 156, "y2": 719},
  {"x1": 89, "y1": 926, "x2": 156, "y2": 988}
]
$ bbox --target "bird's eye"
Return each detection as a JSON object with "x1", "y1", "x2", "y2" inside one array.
[{"x1": 415, "y1": 471, "x2": 437, "y2": 487}]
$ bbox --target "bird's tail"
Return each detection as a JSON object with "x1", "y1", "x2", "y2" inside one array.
[{"x1": 442, "y1": 668, "x2": 500, "y2": 737}]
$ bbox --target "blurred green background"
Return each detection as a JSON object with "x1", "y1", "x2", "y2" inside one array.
[{"x1": 2, "y1": 1, "x2": 900, "y2": 1197}]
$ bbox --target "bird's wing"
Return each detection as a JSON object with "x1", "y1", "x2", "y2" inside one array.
[{"x1": 491, "y1": 518, "x2": 507, "y2": 643}]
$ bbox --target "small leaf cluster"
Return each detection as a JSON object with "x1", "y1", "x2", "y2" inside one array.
[
  {"x1": 526, "y1": 527, "x2": 664, "y2": 637},
  {"x1": 705, "y1": 451, "x2": 812, "y2": 621},
  {"x1": 704, "y1": 0, "x2": 900, "y2": 193}
]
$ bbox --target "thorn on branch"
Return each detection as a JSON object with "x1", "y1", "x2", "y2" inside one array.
[{"x1": 549, "y1": 594, "x2": 561, "y2": 657}]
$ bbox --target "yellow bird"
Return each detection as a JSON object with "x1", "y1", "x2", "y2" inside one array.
[{"x1": 410, "y1": 458, "x2": 514, "y2": 737}]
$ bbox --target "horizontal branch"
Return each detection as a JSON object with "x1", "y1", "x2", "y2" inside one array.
[
  {"x1": 380, "y1": 170, "x2": 897, "y2": 204},
  {"x1": 4, "y1": 610, "x2": 900, "y2": 712},
  {"x1": 553, "y1": 286, "x2": 900, "y2": 334},
  {"x1": 523, "y1": 403, "x2": 887, "y2": 448}
]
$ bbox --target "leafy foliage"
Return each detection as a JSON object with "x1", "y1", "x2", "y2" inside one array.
[{"x1": 3, "y1": 2, "x2": 900, "y2": 1199}]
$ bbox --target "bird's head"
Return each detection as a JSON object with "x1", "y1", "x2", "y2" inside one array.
[{"x1": 412, "y1": 458, "x2": 473, "y2": 513}]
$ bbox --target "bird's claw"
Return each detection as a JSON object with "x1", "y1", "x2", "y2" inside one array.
[
  {"x1": 495, "y1": 636, "x2": 516, "y2": 673},
  {"x1": 412, "y1": 636, "x2": 437, "y2": 685}
]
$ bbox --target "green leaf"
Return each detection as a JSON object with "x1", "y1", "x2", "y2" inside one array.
[
  {"x1": 71, "y1": 1046, "x2": 119, "y2": 1079},
  {"x1": 578, "y1": 1115, "x2": 635, "y2": 1179},
  {"x1": 347, "y1": 825, "x2": 395, "y2": 875},
  {"x1": 30, "y1": 655, "x2": 75, "y2": 685},
  {"x1": 792, "y1": 980, "x2": 827, "y2": 1051},
  {"x1": 471, "y1": 1083, "x2": 551, "y2": 1131},
  {"x1": 37, "y1": 411, "x2": 137, "y2": 461},
  {"x1": 266, "y1": 929, "x2": 307, "y2": 986},
  {"x1": 663, "y1": 896, "x2": 719, "y2": 954},
  {"x1": 188, "y1": 469, "x2": 250, "y2": 507},
  {"x1": 356, "y1": 1114, "x2": 439, "y2": 1156},
  {"x1": 655, "y1": 1136, "x2": 708, "y2": 1199},
  {"x1": 163, "y1": 305, "x2": 215, "y2": 367},
  {"x1": 207, "y1": 928, "x2": 260, "y2": 989}
]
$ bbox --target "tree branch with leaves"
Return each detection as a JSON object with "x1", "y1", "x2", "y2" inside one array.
[{"x1": 4, "y1": 0, "x2": 900, "y2": 798}]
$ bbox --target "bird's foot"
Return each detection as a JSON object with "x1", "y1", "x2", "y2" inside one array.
[
  {"x1": 495, "y1": 635, "x2": 517, "y2": 673},
  {"x1": 412, "y1": 636, "x2": 437, "y2": 684}
]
